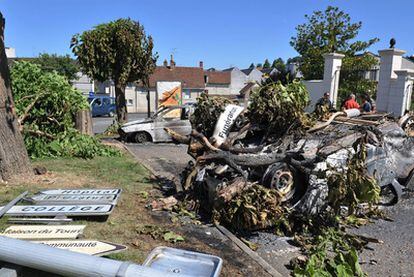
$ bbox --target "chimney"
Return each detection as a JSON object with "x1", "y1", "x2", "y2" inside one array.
[
  {"x1": 170, "y1": 54, "x2": 176, "y2": 68},
  {"x1": 163, "y1": 59, "x2": 168, "y2": 67},
  {"x1": 199, "y1": 61, "x2": 204, "y2": 68}
]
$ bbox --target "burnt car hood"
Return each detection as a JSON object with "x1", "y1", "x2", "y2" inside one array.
[{"x1": 122, "y1": 118, "x2": 154, "y2": 127}]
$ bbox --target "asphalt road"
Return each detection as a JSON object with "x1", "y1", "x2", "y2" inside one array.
[{"x1": 92, "y1": 113, "x2": 148, "y2": 134}]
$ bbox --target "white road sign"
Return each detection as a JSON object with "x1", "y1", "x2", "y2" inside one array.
[
  {"x1": 2, "y1": 204, "x2": 114, "y2": 217},
  {"x1": 29, "y1": 194, "x2": 120, "y2": 205},
  {"x1": 0, "y1": 225, "x2": 85, "y2": 240},
  {"x1": 39, "y1": 189, "x2": 121, "y2": 195},
  {"x1": 34, "y1": 240, "x2": 127, "y2": 256}
]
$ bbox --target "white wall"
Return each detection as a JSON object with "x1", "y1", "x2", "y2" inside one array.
[
  {"x1": 229, "y1": 68, "x2": 247, "y2": 94},
  {"x1": 303, "y1": 80, "x2": 324, "y2": 112},
  {"x1": 206, "y1": 84, "x2": 231, "y2": 95}
]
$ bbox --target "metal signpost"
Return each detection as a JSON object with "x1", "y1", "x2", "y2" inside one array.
[
  {"x1": 0, "y1": 225, "x2": 85, "y2": 240},
  {"x1": 2, "y1": 204, "x2": 114, "y2": 217},
  {"x1": 33, "y1": 240, "x2": 127, "y2": 256}
]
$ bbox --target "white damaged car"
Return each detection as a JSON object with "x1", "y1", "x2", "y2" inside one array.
[{"x1": 119, "y1": 106, "x2": 192, "y2": 143}]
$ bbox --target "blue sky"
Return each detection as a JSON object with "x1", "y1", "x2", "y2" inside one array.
[{"x1": 1, "y1": 0, "x2": 413, "y2": 69}]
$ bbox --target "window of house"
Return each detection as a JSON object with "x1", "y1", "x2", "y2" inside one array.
[{"x1": 127, "y1": 99, "x2": 134, "y2": 106}]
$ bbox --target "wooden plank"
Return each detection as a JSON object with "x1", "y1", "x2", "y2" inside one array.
[{"x1": 215, "y1": 225, "x2": 283, "y2": 277}]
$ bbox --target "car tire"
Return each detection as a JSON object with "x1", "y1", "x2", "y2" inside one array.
[
  {"x1": 261, "y1": 162, "x2": 306, "y2": 204},
  {"x1": 134, "y1": 132, "x2": 151, "y2": 143},
  {"x1": 108, "y1": 111, "x2": 115, "y2": 117}
]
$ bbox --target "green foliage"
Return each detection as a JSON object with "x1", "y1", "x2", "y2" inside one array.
[
  {"x1": 338, "y1": 54, "x2": 378, "y2": 105},
  {"x1": 213, "y1": 185, "x2": 283, "y2": 232},
  {"x1": 71, "y1": 18, "x2": 157, "y2": 122},
  {"x1": 270, "y1": 58, "x2": 294, "y2": 85},
  {"x1": 190, "y1": 93, "x2": 231, "y2": 137},
  {"x1": 290, "y1": 6, "x2": 378, "y2": 80},
  {"x1": 263, "y1": 59, "x2": 271, "y2": 68},
  {"x1": 327, "y1": 141, "x2": 381, "y2": 215},
  {"x1": 247, "y1": 80, "x2": 311, "y2": 134},
  {"x1": 293, "y1": 228, "x2": 365, "y2": 277},
  {"x1": 34, "y1": 53, "x2": 80, "y2": 82},
  {"x1": 11, "y1": 61, "x2": 119, "y2": 159},
  {"x1": 71, "y1": 18, "x2": 157, "y2": 85},
  {"x1": 271, "y1": 58, "x2": 286, "y2": 73}
]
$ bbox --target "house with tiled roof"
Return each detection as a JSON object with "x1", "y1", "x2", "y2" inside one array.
[
  {"x1": 99, "y1": 56, "x2": 207, "y2": 113},
  {"x1": 204, "y1": 70, "x2": 231, "y2": 97}
]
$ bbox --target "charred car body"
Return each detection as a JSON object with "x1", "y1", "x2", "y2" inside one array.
[{"x1": 119, "y1": 106, "x2": 193, "y2": 143}]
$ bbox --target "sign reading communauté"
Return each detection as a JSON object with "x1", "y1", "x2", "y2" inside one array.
[
  {"x1": 1, "y1": 204, "x2": 114, "y2": 217},
  {"x1": 0, "y1": 225, "x2": 85, "y2": 240},
  {"x1": 33, "y1": 240, "x2": 127, "y2": 256}
]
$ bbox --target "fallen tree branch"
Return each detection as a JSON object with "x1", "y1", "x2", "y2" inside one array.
[
  {"x1": 164, "y1": 127, "x2": 191, "y2": 144},
  {"x1": 25, "y1": 129, "x2": 55, "y2": 140},
  {"x1": 199, "y1": 150, "x2": 285, "y2": 167},
  {"x1": 307, "y1": 111, "x2": 345, "y2": 133},
  {"x1": 191, "y1": 130, "x2": 220, "y2": 152},
  {"x1": 18, "y1": 92, "x2": 47, "y2": 126}
]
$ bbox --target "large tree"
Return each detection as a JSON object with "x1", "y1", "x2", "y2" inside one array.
[
  {"x1": 271, "y1": 58, "x2": 286, "y2": 73},
  {"x1": 263, "y1": 59, "x2": 271, "y2": 69},
  {"x1": 0, "y1": 13, "x2": 32, "y2": 181},
  {"x1": 71, "y1": 18, "x2": 157, "y2": 122},
  {"x1": 34, "y1": 53, "x2": 80, "y2": 83},
  {"x1": 290, "y1": 6, "x2": 378, "y2": 81}
]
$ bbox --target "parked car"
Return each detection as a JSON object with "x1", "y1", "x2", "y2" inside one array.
[
  {"x1": 88, "y1": 95, "x2": 116, "y2": 117},
  {"x1": 119, "y1": 105, "x2": 192, "y2": 143}
]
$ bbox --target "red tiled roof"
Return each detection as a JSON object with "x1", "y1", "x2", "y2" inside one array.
[
  {"x1": 205, "y1": 71, "x2": 231, "y2": 85},
  {"x1": 148, "y1": 66, "x2": 205, "y2": 88}
]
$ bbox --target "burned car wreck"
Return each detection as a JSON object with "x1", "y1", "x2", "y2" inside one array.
[{"x1": 162, "y1": 82, "x2": 414, "y2": 234}]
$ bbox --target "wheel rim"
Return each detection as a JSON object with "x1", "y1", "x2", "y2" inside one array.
[
  {"x1": 135, "y1": 133, "x2": 148, "y2": 143},
  {"x1": 270, "y1": 169, "x2": 294, "y2": 201}
]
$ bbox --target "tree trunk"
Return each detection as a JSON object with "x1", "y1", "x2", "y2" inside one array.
[
  {"x1": 0, "y1": 13, "x2": 32, "y2": 181},
  {"x1": 114, "y1": 82, "x2": 127, "y2": 123},
  {"x1": 75, "y1": 109, "x2": 93, "y2": 135}
]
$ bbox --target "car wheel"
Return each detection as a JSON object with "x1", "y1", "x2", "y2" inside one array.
[
  {"x1": 108, "y1": 111, "x2": 115, "y2": 117},
  {"x1": 262, "y1": 162, "x2": 305, "y2": 203},
  {"x1": 134, "y1": 132, "x2": 150, "y2": 143}
]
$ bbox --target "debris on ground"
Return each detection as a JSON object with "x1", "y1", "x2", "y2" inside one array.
[{"x1": 155, "y1": 79, "x2": 414, "y2": 275}]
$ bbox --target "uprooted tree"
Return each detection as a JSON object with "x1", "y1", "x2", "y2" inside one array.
[
  {"x1": 0, "y1": 12, "x2": 32, "y2": 181},
  {"x1": 71, "y1": 18, "x2": 158, "y2": 123}
]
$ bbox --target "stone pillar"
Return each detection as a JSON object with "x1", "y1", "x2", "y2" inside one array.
[
  {"x1": 387, "y1": 70, "x2": 414, "y2": 116},
  {"x1": 322, "y1": 53, "x2": 345, "y2": 107},
  {"x1": 376, "y1": 48, "x2": 406, "y2": 112}
]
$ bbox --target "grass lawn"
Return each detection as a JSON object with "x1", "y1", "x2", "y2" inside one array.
[
  {"x1": 0, "y1": 154, "x2": 268, "y2": 276},
  {"x1": 0, "y1": 155, "x2": 168, "y2": 263}
]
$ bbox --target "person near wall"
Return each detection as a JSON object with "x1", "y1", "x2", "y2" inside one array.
[
  {"x1": 360, "y1": 94, "x2": 373, "y2": 113},
  {"x1": 342, "y1": 94, "x2": 360, "y2": 110},
  {"x1": 315, "y1": 92, "x2": 333, "y2": 110},
  {"x1": 364, "y1": 93, "x2": 376, "y2": 112}
]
